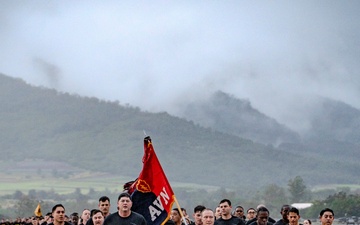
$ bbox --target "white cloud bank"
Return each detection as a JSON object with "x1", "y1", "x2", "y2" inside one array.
[{"x1": 1, "y1": 0, "x2": 359, "y2": 132}]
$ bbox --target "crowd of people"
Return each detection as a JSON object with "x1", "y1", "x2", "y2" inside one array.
[{"x1": 1, "y1": 193, "x2": 335, "y2": 225}]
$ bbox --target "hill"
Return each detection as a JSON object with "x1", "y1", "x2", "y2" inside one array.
[
  {"x1": 1, "y1": 74, "x2": 359, "y2": 190},
  {"x1": 179, "y1": 90, "x2": 301, "y2": 146},
  {"x1": 177, "y1": 90, "x2": 360, "y2": 167}
]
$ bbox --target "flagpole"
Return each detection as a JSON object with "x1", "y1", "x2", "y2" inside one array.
[{"x1": 174, "y1": 195, "x2": 188, "y2": 225}]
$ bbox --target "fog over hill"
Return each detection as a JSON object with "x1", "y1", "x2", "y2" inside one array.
[
  {"x1": 1, "y1": 1, "x2": 360, "y2": 191},
  {"x1": 1, "y1": 1, "x2": 360, "y2": 136},
  {"x1": 179, "y1": 91, "x2": 301, "y2": 146},
  {"x1": 1, "y1": 73, "x2": 360, "y2": 190}
]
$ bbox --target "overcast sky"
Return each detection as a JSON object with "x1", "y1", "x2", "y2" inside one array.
[{"x1": 1, "y1": 0, "x2": 359, "y2": 132}]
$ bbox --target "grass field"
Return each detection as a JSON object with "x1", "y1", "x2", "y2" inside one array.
[
  {"x1": 1, "y1": 159, "x2": 359, "y2": 196},
  {"x1": 0, "y1": 172, "x2": 131, "y2": 195},
  {"x1": 0, "y1": 159, "x2": 134, "y2": 195},
  {"x1": 0, "y1": 159, "x2": 220, "y2": 196}
]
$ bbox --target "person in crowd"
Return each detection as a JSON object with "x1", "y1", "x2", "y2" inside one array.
[
  {"x1": 201, "y1": 209, "x2": 215, "y2": 225},
  {"x1": 170, "y1": 209, "x2": 183, "y2": 225},
  {"x1": 13, "y1": 217, "x2": 22, "y2": 225},
  {"x1": 246, "y1": 205, "x2": 274, "y2": 225},
  {"x1": 69, "y1": 213, "x2": 79, "y2": 225},
  {"x1": 79, "y1": 209, "x2": 90, "y2": 225},
  {"x1": 91, "y1": 210, "x2": 104, "y2": 225},
  {"x1": 181, "y1": 208, "x2": 192, "y2": 225},
  {"x1": 273, "y1": 205, "x2": 290, "y2": 225},
  {"x1": 86, "y1": 196, "x2": 111, "y2": 225},
  {"x1": 24, "y1": 217, "x2": 32, "y2": 225},
  {"x1": 252, "y1": 207, "x2": 272, "y2": 225},
  {"x1": 190, "y1": 205, "x2": 206, "y2": 225},
  {"x1": 215, "y1": 199, "x2": 245, "y2": 225},
  {"x1": 165, "y1": 219, "x2": 176, "y2": 225},
  {"x1": 246, "y1": 208, "x2": 256, "y2": 222},
  {"x1": 214, "y1": 207, "x2": 221, "y2": 220},
  {"x1": 49, "y1": 204, "x2": 72, "y2": 225},
  {"x1": 98, "y1": 196, "x2": 111, "y2": 218},
  {"x1": 319, "y1": 208, "x2": 334, "y2": 225},
  {"x1": 41, "y1": 213, "x2": 53, "y2": 225},
  {"x1": 303, "y1": 219, "x2": 311, "y2": 225},
  {"x1": 103, "y1": 192, "x2": 146, "y2": 225},
  {"x1": 31, "y1": 217, "x2": 40, "y2": 225},
  {"x1": 233, "y1": 206, "x2": 246, "y2": 221},
  {"x1": 287, "y1": 208, "x2": 301, "y2": 225}
]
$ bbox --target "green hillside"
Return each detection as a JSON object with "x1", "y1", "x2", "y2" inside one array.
[{"x1": 1, "y1": 74, "x2": 359, "y2": 189}]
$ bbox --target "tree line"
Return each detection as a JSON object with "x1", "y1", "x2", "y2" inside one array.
[{"x1": 1, "y1": 176, "x2": 359, "y2": 220}]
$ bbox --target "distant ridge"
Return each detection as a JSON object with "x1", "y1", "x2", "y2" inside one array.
[
  {"x1": 1, "y1": 73, "x2": 359, "y2": 188},
  {"x1": 181, "y1": 90, "x2": 301, "y2": 145}
]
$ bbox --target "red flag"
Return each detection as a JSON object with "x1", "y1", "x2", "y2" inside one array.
[{"x1": 129, "y1": 136, "x2": 175, "y2": 225}]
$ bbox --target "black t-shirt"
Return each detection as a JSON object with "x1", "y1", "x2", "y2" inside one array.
[
  {"x1": 273, "y1": 219, "x2": 287, "y2": 225},
  {"x1": 215, "y1": 216, "x2": 246, "y2": 225},
  {"x1": 103, "y1": 212, "x2": 147, "y2": 225},
  {"x1": 85, "y1": 218, "x2": 93, "y2": 225},
  {"x1": 48, "y1": 222, "x2": 73, "y2": 225},
  {"x1": 246, "y1": 217, "x2": 275, "y2": 225},
  {"x1": 248, "y1": 222, "x2": 273, "y2": 225}
]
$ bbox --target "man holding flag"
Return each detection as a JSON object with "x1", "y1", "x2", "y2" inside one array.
[{"x1": 126, "y1": 136, "x2": 178, "y2": 225}]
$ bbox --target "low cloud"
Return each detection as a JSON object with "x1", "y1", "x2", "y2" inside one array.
[{"x1": 1, "y1": 1, "x2": 359, "y2": 132}]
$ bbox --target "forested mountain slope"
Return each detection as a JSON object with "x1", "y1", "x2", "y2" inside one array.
[
  {"x1": 180, "y1": 91, "x2": 301, "y2": 145},
  {"x1": 178, "y1": 90, "x2": 360, "y2": 166},
  {"x1": 1, "y1": 74, "x2": 359, "y2": 188}
]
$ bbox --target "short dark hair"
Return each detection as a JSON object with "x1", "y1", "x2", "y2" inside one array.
[
  {"x1": 247, "y1": 208, "x2": 256, "y2": 213},
  {"x1": 257, "y1": 207, "x2": 269, "y2": 215},
  {"x1": 90, "y1": 209, "x2": 98, "y2": 217},
  {"x1": 236, "y1": 206, "x2": 244, "y2": 209},
  {"x1": 172, "y1": 208, "x2": 181, "y2": 215},
  {"x1": 99, "y1": 196, "x2": 110, "y2": 203},
  {"x1": 71, "y1": 212, "x2": 79, "y2": 216},
  {"x1": 219, "y1": 199, "x2": 231, "y2": 206},
  {"x1": 319, "y1": 208, "x2": 334, "y2": 217},
  {"x1": 194, "y1": 205, "x2": 206, "y2": 213},
  {"x1": 118, "y1": 192, "x2": 131, "y2": 201},
  {"x1": 281, "y1": 205, "x2": 290, "y2": 211},
  {"x1": 91, "y1": 209, "x2": 103, "y2": 217},
  {"x1": 52, "y1": 204, "x2": 65, "y2": 213},
  {"x1": 289, "y1": 207, "x2": 299, "y2": 215}
]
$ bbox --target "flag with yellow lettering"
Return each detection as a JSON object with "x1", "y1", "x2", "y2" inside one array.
[
  {"x1": 129, "y1": 136, "x2": 175, "y2": 225},
  {"x1": 34, "y1": 202, "x2": 42, "y2": 217}
]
